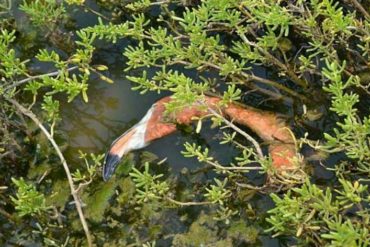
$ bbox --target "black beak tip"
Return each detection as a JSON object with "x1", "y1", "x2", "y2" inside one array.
[{"x1": 102, "y1": 152, "x2": 121, "y2": 181}]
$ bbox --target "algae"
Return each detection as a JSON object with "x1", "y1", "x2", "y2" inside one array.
[
  {"x1": 83, "y1": 178, "x2": 118, "y2": 222},
  {"x1": 172, "y1": 213, "x2": 222, "y2": 247},
  {"x1": 227, "y1": 219, "x2": 259, "y2": 244},
  {"x1": 46, "y1": 179, "x2": 70, "y2": 210},
  {"x1": 172, "y1": 212, "x2": 259, "y2": 246}
]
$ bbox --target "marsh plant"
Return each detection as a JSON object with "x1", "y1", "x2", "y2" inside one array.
[{"x1": 0, "y1": 0, "x2": 369, "y2": 246}]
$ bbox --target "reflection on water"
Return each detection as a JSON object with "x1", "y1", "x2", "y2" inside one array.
[
  {"x1": 60, "y1": 66, "x2": 240, "y2": 172},
  {"x1": 58, "y1": 3, "x2": 243, "y2": 171},
  {"x1": 52, "y1": 1, "x2": 340, "y2": 246}
]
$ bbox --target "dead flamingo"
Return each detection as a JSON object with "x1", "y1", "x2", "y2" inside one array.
[{"x1": 102, "y1": 96, "x2": 299, "y2": 181}]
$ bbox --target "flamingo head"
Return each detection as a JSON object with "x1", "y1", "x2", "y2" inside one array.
[
  {"x1": 102, "y1": 107, "x2": 155, "y2": 181},
  {"x1": 102, "y1": 128, "x2": 136, "y2": 181}
]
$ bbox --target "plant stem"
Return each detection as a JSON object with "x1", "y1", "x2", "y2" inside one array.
[
  {"x1": 6, "y1": 98, "x2": 93, "y2": 247},
  {"x1": 238, "y1": 33, "x2": 308, "y2": 89},
  {"x1": 349, "y1": 0, "x2": 370, "y2": 19},
  {"x1": 4, "y1": 66, "x2": 78, "y2": 91},
  {"x1": 207, "y1": 106, "x2": 264, "y2": 158},
  {"x1": 201, "y1": 61, "x2": 309, "y2": 101},
  {"x1": 166, "y1": 197, "x2": 211, "y2": 206},
  {"x1": 0, "y1": 207, "x2": 14, "y2": 222},
  {"x1": 84, "y1": 5, "x2": 110, "y2": 21},
  {"x1": 247, "y1": 74, "x2": 309, "y2": 101}
]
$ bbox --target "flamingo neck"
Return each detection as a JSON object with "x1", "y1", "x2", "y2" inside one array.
[
  {"x1": 103, "y1": 95, "x2": 299, "y2": 181},
  {"x1": 113, "y1": 106, "x2": 155, "y2": 157}
]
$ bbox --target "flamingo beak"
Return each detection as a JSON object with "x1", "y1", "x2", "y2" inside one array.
[
  {"x1": 102, "y1": 105, "x2": 156, "y2": 181},
  {"x1": 102, "y1": 121, "x2": 150, "y2": 181},
  {"x1": 102, "y1": 152, "x2": 122, "y2": 181},
  {"x1": 102, "y1": 128, "x2": 138, "y2": 181}
]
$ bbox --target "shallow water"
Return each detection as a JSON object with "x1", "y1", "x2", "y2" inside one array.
[
  {"x1": 55, "y1": 3, "x2": 335, "y2": 246},
  {"x1": 55, "y1": 4, "x2": 286, "y2": 245},
  {"x1": 3, "y1": 0, "x2": 347, "y2": 246}
]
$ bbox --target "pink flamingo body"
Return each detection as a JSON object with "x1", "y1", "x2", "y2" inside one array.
[{"x1": 103, "y1": 96, "x2": 298, "y2": 180}]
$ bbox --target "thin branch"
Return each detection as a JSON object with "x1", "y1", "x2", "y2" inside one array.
[
  {"x1": 349, "y1": 0, "x2": 370, "y2": 19},
  {"x1": 166, "y1": 197, "x2": 211, "y2": 206},
  {"x1": 151, "y1": 0, "x2": 170, "y2": 6},
  {"x1": 6, "y1": 98, "x2": 93, "y2": 247},
  {"x1": 247, "y1": 74, "x2": 309, "y2": 101},
  {"x1": 238, "y1": 32, "x2": 308, "y2": 89},
  {"x1": 237, "y1": 79, "x2": 289, "y2": 100},
  {"x1": 84, "y1": 5, "x2": 110, "y2": 21},
  {"x1": 206, "y1": 158, "x2": 262, "y2": 171},
  {"x1": 4, "y1": 66, "x2": 78, "y2": 91},
  {"x1": 235, "y1": 182, "x2": 266, "y2": 191},
  {"x1": 0, "y1": 207, "x2": 14, "y2": 222},
  {"x1": 201, "y1": 60, "x2": 309, "y2": 101},
  {"x1": 0, "y1": 151, "x2": 11, "y2": 159},
  {"x1": 207, "y1": 106, "x2": 264, "y2": 158}
]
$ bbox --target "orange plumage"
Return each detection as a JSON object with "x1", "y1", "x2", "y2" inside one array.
[{"x1": 103, "y1": 96, "x2": 299, "y2": 181}]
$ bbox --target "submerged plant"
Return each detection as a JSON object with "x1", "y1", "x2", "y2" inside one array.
[
  {"x1": 267, "y1": 178, "x2": 370, "y2": 246},
  {"x1": 129, "y1": 162, "x2": 170, "y2": 203},
  {"x1": 0, "y1": 0, "x2": 369, "y2": 246},
  {"x1": 11, "y1": 178, "x2": 49, "y2": 217}
]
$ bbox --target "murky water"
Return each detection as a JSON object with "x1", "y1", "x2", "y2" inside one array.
[
  {"x1": 56, "y1": 3, "x2": 329, "y2": 246},
  {"x1": 4, "y1": 0, "x2": 350, "y2": 246},
  {"x1": 60, "y1": 2, "x2": 251, "y2": 173}
]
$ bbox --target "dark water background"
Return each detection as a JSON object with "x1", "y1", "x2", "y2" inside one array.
[
  {"x1": 6, "y1": 0, "x2": 362, "y2": 245},
  {"x1": 60, "y1": 4, "x2": 285, "y2": 245}
]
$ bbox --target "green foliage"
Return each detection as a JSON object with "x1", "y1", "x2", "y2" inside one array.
[
  {"x1": 83, "y1": 178, "x2": 117, "y2": 223},
  {"x1": 0, "y1": 29, "x2": 28, "y2": 79},
  {"x1": 72, "y1": 151, "x2": 104, "y2": 182},
  {"x1": 321, "y1": 217, "x2": 369, "y2": 247},
  {"x1": 246, "y1": 0, "x2": 292, "y2": 37},
  {"x1": 1, "y1": 0, "x2": 370, "y2": 246},
  {"x1": 20, "y1": 0, "x2": 66, "y2": 27},
  {"x1": 65, "y1": 0, "x2": 85, "y2": 5},
  {"x1": 41, "y1": 96, "x2": 60, "y2": 122},
  {"x1": 182, "y1": 142, "x2": 214, "y2": 163},
  {"x1": 205, "y1": 178, "x2": 231, "y2": 205},
  {"x1": 0, "y1": 0, "x2": 11, "y2": 14},
  {"x1": 173, "y1": 213, "x2": 231, "y2": 246},
  {"x1": 0, "y1": 2, "x2": 108, "y2": 245},
  {"x1": 172, "y1": 213, "x2": 258, "y2": 246},
  {"x1": 129, "y1": 163, "x2": 170, "y2": 203},
  {"x1": 322, "y1": 60, "x2": 370, "y2": 171},
  {"x1": 11, "y1": 177, "x2": 49, "y2": 217},
  {"x1": 126, "y1": 0, "x2": 151, "y2": 11},
  {"x1": 221, "y1": 84, "x2": 242, "y2": 105},
  {"x1": 267, "y1": 179, "x2": 370, "y2": 245}
]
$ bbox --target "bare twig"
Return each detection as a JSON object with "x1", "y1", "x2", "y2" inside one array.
[
  {"x1": 75, "y1": 179, "x2": 93, "y2": 193},
  {"x1": 4, "y1": 66, "x2": 78, "y2": 91},
  {"x1": 202, "y1": 61, "x2": 309, "y2": 101},
  {"x1": 166, "y1": 197, "x2": 211, "y2": 206},
  {"x1": 84, "y1": 5, "x2": 110, "y2": 21},
  {"x1": 0, "y1": 151, "x2": 11, "y2": 159},
  {"x1": 349, "y1": 0, "x2": 370, "y2": 19},
  {"x1": 0, "y1": 207, "x2": 14, "y2": 222},
  {"x1": 206, "y1": 158, "x2": 262, "y2": 171},
  {"x1": 207, "y1": 106, "x2": 264, "y2": 158},
  {"x1": 6, "y1": 98, "x2": 93, "y2": 247},
  {"x1": 238, "y1": 32, "x2": 308, "y2": 89},
  {"x1": 235, "y1": 182, "x2": 266, "y2": 191},
  {"x1": 247, "y1": 74, "x2": 309, "y2": 101}
]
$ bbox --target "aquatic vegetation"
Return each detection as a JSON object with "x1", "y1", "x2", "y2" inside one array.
[
  {"x1": 0, "y1": 0, "x2": 369, "y2": 246},
  {"x1": 267, "y1": 179, "x2": 370, "y2": 246},
  {"x1": 11, "y1": 177, "x2": 49, "y2": 217}
]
